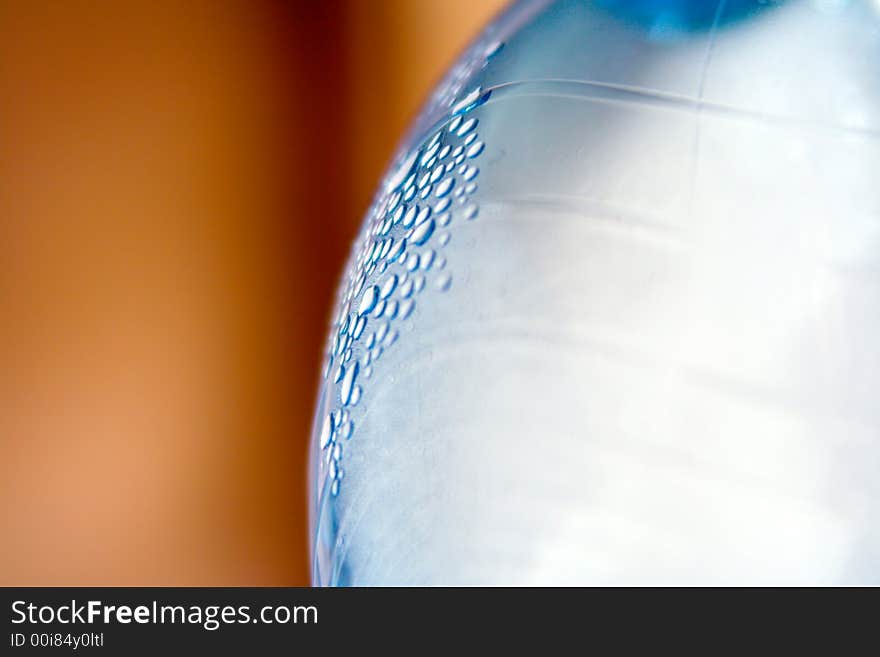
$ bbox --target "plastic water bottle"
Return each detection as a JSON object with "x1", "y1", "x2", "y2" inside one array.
[{"x1": 310, "y1": 0, "x2": 880, "y2": 585}]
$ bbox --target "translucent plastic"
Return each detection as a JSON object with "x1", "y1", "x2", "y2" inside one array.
[{"x1": 310, "y1": 0, "x2": 880, "y2": 585}]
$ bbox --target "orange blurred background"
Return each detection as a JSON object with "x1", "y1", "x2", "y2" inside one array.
[{"x1": 1, "y1": 0, "x2": 506, "y2": 586}]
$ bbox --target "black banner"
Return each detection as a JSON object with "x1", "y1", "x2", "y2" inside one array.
[{"x1": 0, "y1": 586, "x2": 871, "y2": 653}]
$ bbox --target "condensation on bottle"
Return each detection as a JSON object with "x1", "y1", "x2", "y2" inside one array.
[{"x1": 310, "y1": 0, "x2": 880, "y2": 585}]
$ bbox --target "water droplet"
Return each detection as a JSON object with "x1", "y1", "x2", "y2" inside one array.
[
  {"x1": 400, "y1": 279, "x2": 415, "y2": 299},
  {"x1": 467, "y1": 141, "x2": 485, "y2": 158},
  {"x1": 350, "y1": 385, "x2": 362, "y2": 406},
  {"x1": 427, "y1": 130, "x2": 441, "y2": 149},
  {"x1": 451, "y1": 145, "x2": 464, "y2": 158},
  {"x1": 358, "y1": 286, "x2": 378, "y2": 315},
  {"x1": 403, "y1": 184, "x2": 416, "y2": 202},
  {"x1": 385, "y1": 299, "x2": 399, "y2": 319},
  {"x1": 331, "y1": 480, "x2": 340, "y2": 496},
  {"x1": 434, "y1": 197, "x2": 451, "y2": 214},
  {"x1": 372, "y1": 298, "x2": 386, "y2": 319},
  {"x1": 370, "y1": 346, "x2": 383, "y2": 363},
  {"x1": 464, "y1": 132, "x2": 478, "y2": 146},
  {"x1": 438, "y1": 232, "x2": 451, "y2": 246},
  {"x1": 403, "y1": 171, "x2": 416, "y2": 191},
  {"x1": 402, "y1": 205, "x2": 417, "y2": 228},
  {"x1": 420, "y1": 142, "x2": 440, "y2": 166},
  {"x1": 420, "y1": 249, "x2": 436, "y2": 270},
  {"x1": 463, "y1": 165, "x2": 479, "y2": 181},
  {"x1": 417, "y1": 171, "x2": 430, "y2": 189},
  {"x1": 419, "y1": 184, "x2": 432, "y2": 200},
  {"x1": 340, "y1": 362, "x2": 360, "y2": 406},
  {"x1": 352, "y1": 315, "x2": 367, "y2": 339},
  {"x1": 383, "y1": 329, "x2": 399, "y2": 348},
  {"x1": 411, "y1": 218, "x2": 436, "y2": 245},
  {"x1": 437, "y1": 255, "x2": 447, "y2": 269},
  {"x1": 319, "y1": 413, "x2": 335, "y2": 449},
  {"x1": 364, "y1": 365, "x2": 373, "y2": 379},
  {"x1": 467, "y1": 141, "x2": 486, "y2": 157},
  {"x1": 380, "y1": 273, "x2": 398, "y2": 299},
  {"x1": 438, "y1": 144, "x2": 451, "y2": 160},
  {"x1": 405, "y1": 253, "x2": 420, "y2": 271},
  {"x1": 336, "y1": 301, "x2": 350, "y2": 326},
  {"x1": 485, "y1": 40, "x2": 504, "y2": 59},
  {"x1": 465, "y1": 182, "x2": 478, "y2": 194},
  {"x1": 464, "y1": 203, "x2": 479, "y2": 220},
  {"x1": 436, "y1": 272, "x2": 453, "y2": 291},
  {"x1": 391, "y1": 205, "x2": 405, "y2": 224},
  {"x1": 430, "y1": 164, "x2": 445, "y2": 184},
  {"x1": 414, "y1": 274, "x2": 426, "y2": 293},
  {"x1": 334, "y1": 364, "x2": 345, "y2": 383},
  {"x1": 353, "y1": 272, "x2": 366, "y2": 297},
  {"x1": 399, "y1": 298, "x2": 415, "y2": 320},
  {"x1": 376, "y1": 321, "x2": 389, "y2": 343},
  {"x1": 387, "y1": 190, "x2": 402, "y2": 212},
  {"x1": 448, "y1": 115, "x2": 462, "y2": 134},
  {"x1": 415, "y1": 205, "x2": 432, "y2": 226},
  {"x1": 329, "y1": 459, "x2": 338, "y2": 480},
  {"x1": 388, "y1": 238, "x2": 406, "y2": 261},
  {"x1": 365, "y1": 332, "x2": 376, "y2": 349},
  {"x1": 437, "y1": 213, "x2": 451, "y2": 227},
  {"x1": 451, "y1": 86, "x2": 491, "y2": 116},
  {"x1": 340, "y1": 420, "x2": 353, "y2": 440},
  {"x1": 361, "y1": 349, "x2": 372, "y2": 367},
  {"x1": 457, "y1": 117, "x2": 478, "y2": 137},
  {"x1": 333, "y1": 442, "x2": 343, "y2": 461},
  {"x1": 385, "y1": 151, "x2": 418, "y2": 193},
  {"x1": 435, "y1": 177, "x2": 455, "y2": 198}
]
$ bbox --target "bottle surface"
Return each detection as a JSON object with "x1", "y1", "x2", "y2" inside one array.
[{"x1": 310, "y1": 0, "x2": 880, "y2": 585}]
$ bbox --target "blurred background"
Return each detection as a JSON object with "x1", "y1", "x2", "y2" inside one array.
[{"x1": 1, "y1": 0, "x2": 506, "y2": 585}]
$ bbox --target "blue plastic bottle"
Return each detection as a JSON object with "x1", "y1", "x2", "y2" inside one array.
[{"x1": 311, "y1": 0, "x2": 880, "y2": 585}]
